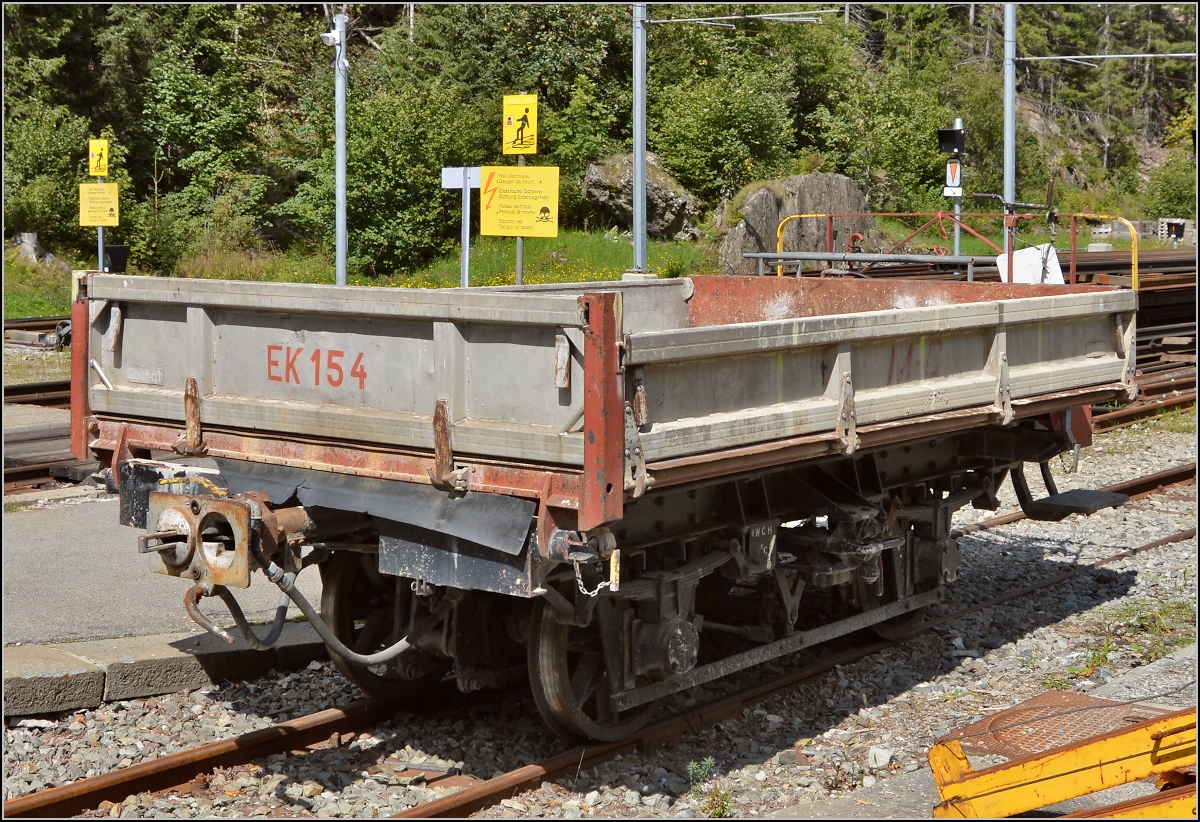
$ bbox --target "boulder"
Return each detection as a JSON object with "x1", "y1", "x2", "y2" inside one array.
[
  {"x1": 583, "y1": 153, "x2": 701, "y2": 241},
  {"x1": 11, "y1": 232, "x2": 72, "y2": 274},
  {"x1": 717, "y1": 173, "x2": 882, "y2": 276}
]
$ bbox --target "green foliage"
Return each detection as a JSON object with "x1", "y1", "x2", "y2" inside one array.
[
  {"x1": 687, "y1": 756, "x2": 716, "y2": 791},
  {"x1": 701, "y1": 785, "x2": 733, "y2": 818},
  {"x1": 2, "y1": 100, "x2": 90, "y2": 251},
  {"x1": 652, "y1": 69, "x2": 795, "y2": 202},
  {"x1": 3, "y1": 4, "x2": 1195, "y2": 271},
  {"x1": 686, "y1": 755, "x2": 731, "y2": 818},
  {"x1": 540, "y1": 75, "x2": 621, "y2": 225},
  {"x1": 2, "y1": 247, "x2": 73, "y2": 319},
  {"x1": 1143, "y1": 155, "x2": 1197, "y2": 220},
  {"x1": 283, "y1": 77, "x2": 491, "y2": 277},
  {"x1": 804, "y1": 66, "x2": 948, "y2": 212}
]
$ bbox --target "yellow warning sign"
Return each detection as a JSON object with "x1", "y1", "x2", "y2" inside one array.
[
  {"x1": 80, "y1": 183, "x2": 119, "y2": 226},
  {"x1": 502, "y1": 94, "x2": 537, "y2": 155},
  {"x1": 89, "y1": 139, "x2": 109, "y2": 176},
  {"x1": 479, "y1": 166, "x2": 558, "y2": 238}
]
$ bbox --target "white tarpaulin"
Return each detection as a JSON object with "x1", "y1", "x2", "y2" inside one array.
[{"x1": 997, "y1": 244, "x2": 1065, "y2": 284}]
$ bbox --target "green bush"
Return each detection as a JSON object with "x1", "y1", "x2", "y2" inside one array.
[
  {"x1": 651, "y1": 69, "x2": 795, "y2": 202},
  {"x1": 804, "y1": 67, "x2": 948, "y2": 213},
  {"x1": 3, "y1": 101, "x2": 91, "y2": 251},
  {"x1": 282, "y1": 78, "x2": 492, "y2": 277},
  {"x1": 1142, "y1": 155, "x2": 1197, "y2": 220}
]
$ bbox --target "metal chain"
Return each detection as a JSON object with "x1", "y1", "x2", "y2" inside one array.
[{"x1": 572, "y1": 558, "x2": 611, "y2": 597}]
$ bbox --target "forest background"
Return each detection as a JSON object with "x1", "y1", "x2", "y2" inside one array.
[{"x1": 3, "y1": 3, "x2": 1196, "y2": 284}]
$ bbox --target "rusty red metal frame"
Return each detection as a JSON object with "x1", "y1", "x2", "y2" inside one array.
[
  {"x1": 88, "y1": 420, "x2": 581, "y2": 504},
  {"x1": 579, "y1": 292, "x2": 625, "y2": 532},
  {"x1": 70, "y1": 280, "x2": 91, "y2": 462}
]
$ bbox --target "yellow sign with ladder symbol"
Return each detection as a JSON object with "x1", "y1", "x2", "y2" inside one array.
[
  {"x1": 502, "y1": 94, "x2": 537, "y2": 155},
  {"x1": 89, "y1": 139, "x2": 109, "y2": 176}
]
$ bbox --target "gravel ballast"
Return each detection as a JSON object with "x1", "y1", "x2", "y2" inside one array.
[{"x1": 4, "y1": 420, "x2": 1195, "y2": 818}]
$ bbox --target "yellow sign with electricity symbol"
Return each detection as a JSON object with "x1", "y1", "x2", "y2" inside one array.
[
  {"x1": 89, "y1": 139, "x2": 109, "y2": 176},
  {"x1": 502, "y1": 94, "x2": 537, "y2": 155},
  {"x1": 479, "y1": 166, "x2": 559, "y2": 238},
  {"x1": 80, "y1": 183, "x2": 119, "y2": 226}
]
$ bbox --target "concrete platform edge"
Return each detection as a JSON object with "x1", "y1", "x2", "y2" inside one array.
[{"x1": 3, "y1": 623, "x2": 327, "y2": 718}]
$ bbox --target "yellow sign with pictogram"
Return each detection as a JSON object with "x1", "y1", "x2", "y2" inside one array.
[
  {"x1": 80, "y1": 183, "x2": 119, "y2": 226},
  {"x1": 89, "y1": 139, "x2": 109, "y2": 176},
  {"x1": 502, "y1": 94, "x2": 537, "y2": 155},
  {"x1": 479, "y1": 166, "x2": 558, "y2": 237}
]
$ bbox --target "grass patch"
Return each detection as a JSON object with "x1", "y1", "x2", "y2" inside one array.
[
  {"x1": 173, "y1": 247, "x2": 336, "y2": 283},
  {"x1": 1140, "y1": 404, "x2": 1196, "y2": 435},
  {"x1": 389, "y1": 228, "x2": 716, "y2": 288},
  {"x1": 110, "y1": 229, "x2": 716, "y2": 292},
  {"x1": 3, "y1": 347, "x2": 71, "y2": 385},
  {"x1": 3, "y1": 248, "x2": 73, "y2": 318},
  {"x1": 1095, "y1": 596, "x2": 1196, "y2": 665}
]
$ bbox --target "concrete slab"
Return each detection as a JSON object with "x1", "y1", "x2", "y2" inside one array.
[
  {"x1": 1, "y1": 403, "x2": 72, "y2": 437},
  {"x1": 59, "y1": 623, "x2": 328, "y2": 703},
  {"x1": 4, "y1": 485, "x2": 106, "y2": 506},
  {"x1": 770, "y1": 767, "x2": 940, "y2": 818},
  {"x1": 2, "y1": 497, "x2": 325, "y2": 645},
  {"x1": 3, "y1": 645, "x2": 105, "y2": 715},
  {"x1": 2, "y1": 624, "x2": 327, "y2": 717}
]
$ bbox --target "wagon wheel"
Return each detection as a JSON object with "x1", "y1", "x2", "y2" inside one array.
[
  {"x1": 844, "y1": 551, "x2": 928, "y2": 641},
  {"x1": 320, "y1": 551, "x2": 450, "y2": 702},
  {"x1": 527, "y1": 596, "x2": 659, "y2": 742}
]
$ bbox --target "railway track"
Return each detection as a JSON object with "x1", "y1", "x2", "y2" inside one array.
[
  {"x1": 5, "y1": 463, "x2": 1194, "y2": 820},
  {"x1": 3, "y1": 314, "x2": 70, "y2": 349},
  {"x1": 3, "y1": 379, "x2": 71, "y2": 407}
]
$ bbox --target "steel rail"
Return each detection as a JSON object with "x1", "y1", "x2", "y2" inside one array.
[
  {"x1": 953, "y1": 462, "x2": 1196, "y2": 537},
  {"x1": 2, "y1": 699, "x2": 398, "y2": 819},
  {"x1": 3, "y1": 315, "x2": 69, "y2": 333},
  {"x1": 3, "y1": 460, "x2": 63, "y2": 493},
  {"x1": 401, "y1": 525, "x2": 1198, "y2": 819},
  {"x1": 1092, "y1": 391, "x2": 1196, "y2": 431},
  {"x1": 3, "y1": 379, "x2": 72, "y2": 407}
]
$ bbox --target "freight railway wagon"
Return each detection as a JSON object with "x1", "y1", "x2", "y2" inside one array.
[{"x1": 72, "y1": 273, "x2": 1136, "y2": 741}]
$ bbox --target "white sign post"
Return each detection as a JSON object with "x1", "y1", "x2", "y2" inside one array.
[{"x1": 441, "y1": 166, "x2": 481, "y2": 288}]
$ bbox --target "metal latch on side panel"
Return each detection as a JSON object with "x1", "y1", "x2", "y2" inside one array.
[
  {"x1": 623, "y1": 401, "x2": 652, "y2": 498},
  {"x1": 836, "y1": 372, "x2": 859, "y2": 454},
  {"x1": 994, "y1": 352, "x2": 1014, "y2": 425},
  {"x1": 554, "y1": 332, "x2": 572, "y2": 388},
  {"x1": 172, "y1": 377, "x2": 208, "y2": 456},
  {"x1": 428, "y1": 398, "x2": 472, "y2": 492}
]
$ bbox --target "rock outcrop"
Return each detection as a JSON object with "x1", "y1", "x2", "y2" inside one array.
[
  {"x1": 583, "y1": 153, "x2": 701, "y2": 240},
  {"x1": 717, "y1": 173, "x2": 882, "y2": 276},
  {"x1": 11, "y1": 232, "x2": 72, "y2": 274}
]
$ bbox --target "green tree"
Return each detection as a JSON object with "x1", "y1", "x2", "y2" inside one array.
[
  {"x1": 804, "y1": 65, "x2": 948, "y2": 212},
  {"x1": 1143, "y1": 155, "x2": 1197, "y2": 220},
  {"x1": 282, "y1": 77, "x2": 491, "y2": 276},
  {"x1": 652, "y1": 69, "x2": 795, "y2": 202},
  {"x1": 3, "y1": 101, "x2": 91, "y2": 251}
]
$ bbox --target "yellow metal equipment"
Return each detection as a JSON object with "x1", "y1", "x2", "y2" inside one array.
[{"x1": 928, "y1": 706, "x2": 1196, "y2": 818}]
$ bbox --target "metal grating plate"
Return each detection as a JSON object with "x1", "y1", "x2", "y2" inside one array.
[
  {"x1": 937, "y1": 691, "x2": 1177, "y2": 760},
  {"x1": 1024, "y1": 490, "x2": 1130, "y2": 521}
]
